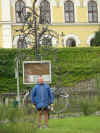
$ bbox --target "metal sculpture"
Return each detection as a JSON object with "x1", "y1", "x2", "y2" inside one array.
[
  {"x1": 15, "y1": 0, "x2": 59, "y2": 59},
  {"x1": 14, "y1": 0, "x2": 69, "y2": 113}
]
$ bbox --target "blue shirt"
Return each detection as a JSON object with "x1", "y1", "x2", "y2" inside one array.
[{"x1": 31, "y1": 83, "x2": 54, "y2": 109}]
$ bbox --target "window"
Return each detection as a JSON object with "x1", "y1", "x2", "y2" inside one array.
[
  {"x1": 17, "y1": 38, "x2": 27, "y2": 48},
  {"x1": 66, "y1": 38, "x2": 76, "y2": 47},
  {"x1": 40, "y1": 36, "x2": 52, "y2": 46},
  {"x1": 88, "y1": 1, "x2": 98, "y2": 23},
  {"x1": 39, "y1": 0, "x2": 51, "y2": 24},
  {"x1": 15, "y1": 0, "x2": 26, "y2": 23},
  {"x1": 64, "y1": 0, "x2": 74, "y2": 23}
]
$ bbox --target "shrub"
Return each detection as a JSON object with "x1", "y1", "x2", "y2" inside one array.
[
  {"x1": 1, "y1": 48, "x2": 100, "y2": 92},
  {"x1": 94, "y1": 31, "x2": 100, "y2": 46},
  {"x1": 80, "y1": 98, "x2": 97, "y2": 116},
  {"x1": 0, "y1": 104, "x2": 36, "y2": 123}
]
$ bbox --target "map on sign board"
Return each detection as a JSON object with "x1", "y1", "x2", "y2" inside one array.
[{"x1": 23, "y1": 61, "x2": 51, "y2": 84}]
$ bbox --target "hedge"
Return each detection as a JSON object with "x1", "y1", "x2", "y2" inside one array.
[{"x1": 0, "y1": 47, "x2": 100, "y2": 93}]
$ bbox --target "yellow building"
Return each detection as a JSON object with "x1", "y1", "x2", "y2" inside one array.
[{"x1": 0, "y1": 0, "x2": 100, "y2": 48}]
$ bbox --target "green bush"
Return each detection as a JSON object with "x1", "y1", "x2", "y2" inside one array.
[
  {"x1": 0, "y1": 104, "x2": 36, "y2": 123},
  {"x1": 0, "y1": 104, "x2": 37, "y2": 133},
  {"x1": 80, "y1": 97, "x2": 100, "y2": 116},
  {"x1": 0, "y1": 105, "x2": 21, "y2": 122},
  {"x1": 0, "y1": 48, "x2": 34, "y2": 93},
  {"x1": 1, "y1": 48, "x2": 100, "y2": 92},
  {"x1": 80, "y1": 99, "x2": 90, "y2": 115},
  {"x1": 0, "y1": 122, "x2": 37, "y2": 133},
  {"x1": 94, "y1": 31, "x2": 100, "y2": 46},
  {"x1": 93, "y1": 96, "x2": 100, "y2": 111}
]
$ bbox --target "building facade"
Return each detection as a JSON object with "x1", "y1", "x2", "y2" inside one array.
[{"x1": 0, "y1": 0, "x2": 100, "y2": 48}]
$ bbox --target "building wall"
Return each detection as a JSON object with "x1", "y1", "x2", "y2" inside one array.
[
  {"x1": 77, "y1": 7, "x2": 88, "y2": 22},
  {"x1": 53, "y1": 7, "x2": 64, "y2": 23},
  {"x1": 48, "y1": 24, "x2": 100, "y2": 47},
  {"x1": 0, "y1": 25, "x2": 3, "y2": 48},
  {"x1": 0, "y1": 0, "x2": 100, "y2": 48},
  {"x1": 0, "y1": 0, "x2": 2, "y2": 48},
  {"x1": 0, "y1": 0, "x2": 2, "y2": 21}
]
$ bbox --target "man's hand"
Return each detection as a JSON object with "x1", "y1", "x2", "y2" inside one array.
[
  {"x1": 32, "y1": 104, "x2": 36, "y2": 109},
  {"x1": 50, "y1": 104, "x2": 54, "y2": 111}
]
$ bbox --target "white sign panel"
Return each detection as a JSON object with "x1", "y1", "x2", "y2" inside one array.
[{"x1": 23, "y1": 61, "x2": 51, "y2": 84}]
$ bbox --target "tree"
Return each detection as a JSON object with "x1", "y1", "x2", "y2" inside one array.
[{"x1": 94, "y1": 31, "x2": 100, "y2": 46}]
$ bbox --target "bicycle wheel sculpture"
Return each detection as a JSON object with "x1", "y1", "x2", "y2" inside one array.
[{"x1": 52, "y1": 87, "x2": 69, "y2": 113}]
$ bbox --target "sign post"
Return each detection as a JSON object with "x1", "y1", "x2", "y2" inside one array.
[{"x1": 15, "y1": 58, "x2": 20, "y2": 107}]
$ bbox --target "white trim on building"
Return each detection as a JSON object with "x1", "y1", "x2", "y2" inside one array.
[
  {"x1": 59, "y1": 0, "x2": 80, "y2": 7},
  {"x1": 25, "y1": 0, "x2": 32, "y2": 7},
  {"x1": 12, "y1": 35, "x2": 19, "y2": 48},
  {"x1": 52, "y1": 37, "x2": 58, "y2": 47},
  {"x1": 83, "y1": 0, "x2": 98, "y2": 7},
  {"x1": 2, "y1": 25, "x2": 12, "y2": 48},
  {"x1": 63, "y1": 34, "x2": 81, "y2": 47},
  {"x1": 1, "y1": 0, "x2": 12, "y2": 48},
  {"x1": 87, "y1": 33, "x2": 95, "y2": 46},
  {"x1": 1, "y1": 0, "x2": 11, "y2": 21},
  {"x1": 36, "y1": 0, "x2": 57, "y2": 7}
]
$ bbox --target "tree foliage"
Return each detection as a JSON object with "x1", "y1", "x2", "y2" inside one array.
[{"x1": 94, "y1": 31, "x2": 100, "y2": 46}]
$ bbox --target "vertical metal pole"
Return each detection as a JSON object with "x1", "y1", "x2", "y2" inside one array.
[
  {"x1": 16, "y1": 58, "x2": 20, "y2": 107},
  {"x1": 33, "y1": 1, "x2": 38, "y2": 58},
  {"x1": 34, "y1": 16, "x2": 38, "y2": 57}
]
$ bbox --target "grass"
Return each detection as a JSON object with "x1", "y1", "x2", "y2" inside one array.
[
  {"x1": 38, "y1": 116, "x2": 100, "y2": 133},
  {"x1": 0, "y1": 116, "x2": 100, "y2": 133},
  {"x1": 0, "y1": 122, "x2": 37, "y2": 133}
]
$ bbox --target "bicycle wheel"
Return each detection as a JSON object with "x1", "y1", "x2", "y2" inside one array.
[{"x1": 53, "y1": 88, "x2": 69, "y2": 113}]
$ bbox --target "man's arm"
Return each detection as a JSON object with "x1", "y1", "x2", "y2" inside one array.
[
  {"x1": 48, "y1": 85, "x2": 54, "y2": 104},
  {"x1": 31, "y1": 86, "x2": 36, "y2": 104}
]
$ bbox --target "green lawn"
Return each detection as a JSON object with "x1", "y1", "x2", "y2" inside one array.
[
  {"x1": 37, "y1": 116, "x2": 100, "y2": 133},
  {"x1": 0, "y1": 116, "x2": 100, "y2": 133}
]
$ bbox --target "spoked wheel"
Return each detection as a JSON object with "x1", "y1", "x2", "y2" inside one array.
[
  {"x1": 53, "y1": 88, "x2": 69, "y2": 114},
  {"x1": 23, "y1": 91, "x2": 37, "y2": 115}
]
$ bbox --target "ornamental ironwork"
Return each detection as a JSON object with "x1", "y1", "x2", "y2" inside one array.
[{"x1": 15, "y1": 0, "x2": 59, "y2": 58}]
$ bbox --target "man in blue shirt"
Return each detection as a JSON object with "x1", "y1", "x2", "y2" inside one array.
[{"x1": 31, "y1": 76, "x2": 54, "y2": 128}]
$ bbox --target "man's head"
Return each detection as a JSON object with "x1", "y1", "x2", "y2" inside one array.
[{"x1": 37, "y1": 76, "x2": 44, "y2": 84}]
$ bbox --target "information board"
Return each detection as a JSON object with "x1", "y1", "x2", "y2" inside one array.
[{"x1": 23, "y1": 61, "x2": 51, "y2": 84}]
